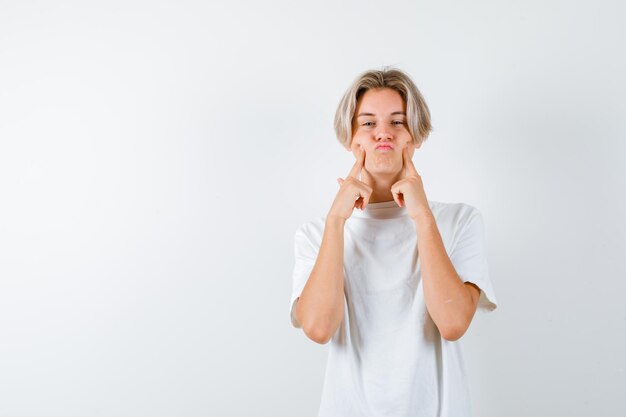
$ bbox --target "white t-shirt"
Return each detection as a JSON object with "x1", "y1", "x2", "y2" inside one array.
[{"x1": 289, "y1": 200, "x2": 498, "y2": 417}]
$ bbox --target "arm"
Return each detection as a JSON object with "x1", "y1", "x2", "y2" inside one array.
[
  {"x1": 414, "y1": 209, "x2": 481, "y2": 341},
  {"x1": 294, "y1": 215, "x2": 346, "y2": 344}
]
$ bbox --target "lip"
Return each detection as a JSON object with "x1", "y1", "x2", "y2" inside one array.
[{"x1": 375, "y1": 144, "x2": 394, "y2": 150}]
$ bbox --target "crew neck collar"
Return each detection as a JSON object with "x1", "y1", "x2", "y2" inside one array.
[{"x1": 351, "y1": 200, "x2": 408, "y2": 219}]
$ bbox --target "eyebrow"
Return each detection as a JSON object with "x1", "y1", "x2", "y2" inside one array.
[{"x1": 357, "y1": 111, "x2": 406, "y2": 118}]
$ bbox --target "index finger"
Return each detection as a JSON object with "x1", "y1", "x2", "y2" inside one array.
[
  {"x1": 402, "y1": 143, "x2": 419, "y2": 177},
  {"x1": 347, "y1": 146, "x2": 366, "y2": 179}
]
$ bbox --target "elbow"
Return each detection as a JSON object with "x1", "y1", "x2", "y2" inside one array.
[
  {"x1": 296, "y1": 303, "x2": 332, "y2": 344},
  {"x1": 303, "y1": 325, "x2": 332, "y2": 345},
  {"x1": 297, "y1": 298, "x2": 343, "y2": 345},
  {"x1": 302, "y1": 315, "x2": 342, "y2": 345},
  {"x1": 440, "y1": 322, "x2": 469, "y2": 342},
  {"x1": 441, "y1": 329, "x2": 463, "y2": 342}
]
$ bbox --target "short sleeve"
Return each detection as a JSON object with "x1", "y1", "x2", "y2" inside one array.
[
  {"x1": 289, "y1": 225, "x2": 319, "y2": 328},
  {"x1": 449, "y1": 208, "x2": 498, "y2": 312}
]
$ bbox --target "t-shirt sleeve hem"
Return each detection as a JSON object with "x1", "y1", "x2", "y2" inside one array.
[
  {"x1": 290, "y1": 295, "x2": 303, "y2": 328},
  {"x1": 463, "y1": 278, "x2": 498, "y2": 313},
  {"x1": 289, "y1": 224, "x2": 317, "y2": 329}
]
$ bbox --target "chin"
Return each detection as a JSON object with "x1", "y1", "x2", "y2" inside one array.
[
  {"x1": 367, "y1": 164, "x2": 402, "y2": 177},
  {"x1": 368, "y1": 156, "x2": 401, "y2": 171}
]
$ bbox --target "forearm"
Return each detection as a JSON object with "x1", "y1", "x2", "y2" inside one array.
[
  {"x1": 296, "y1": 215, "x2": 346, "y2": 343},
  {"x1": 414, "y1": 209, "x2": 475, "y2": 341}
]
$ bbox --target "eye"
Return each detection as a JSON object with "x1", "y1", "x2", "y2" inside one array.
[
  {"x1": 362, "y1": 121, "x2": 375, "y2": 127},
  {"x1": 393, "y1": 120, "x2": 406, "y2": 126}
]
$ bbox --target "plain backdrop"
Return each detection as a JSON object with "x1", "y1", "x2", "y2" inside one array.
[{"x1": 1, "y1": 0, "x2": 625, "y2": 416}]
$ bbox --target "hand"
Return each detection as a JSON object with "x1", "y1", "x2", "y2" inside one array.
[
  {"x1": 390, "y1": 143, "x2": 430, "y2": 220},
  {"x1": 328, "y1": 146, "x2": 373, "y2": 221}
]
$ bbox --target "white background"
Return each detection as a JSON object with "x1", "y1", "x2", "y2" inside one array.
[{"x1": 1, "y1": 0, "x2": 625, "y2": 416}]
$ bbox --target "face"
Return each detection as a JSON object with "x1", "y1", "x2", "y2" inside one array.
[{"x1": 347, "y1": 88, "x2": 420, "y2": 176}]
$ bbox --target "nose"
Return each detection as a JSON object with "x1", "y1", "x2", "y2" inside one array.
[{"x1": 375, "y1": 126, "x2": 392, "y2": 141}]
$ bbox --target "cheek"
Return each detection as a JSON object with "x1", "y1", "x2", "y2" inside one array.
[{"x1": 350, "y1": 136, "x2": 364, "y2": 150}]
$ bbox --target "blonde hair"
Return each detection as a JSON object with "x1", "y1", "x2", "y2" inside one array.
[{"x1": 334, "y1": 66, "x2": 433, "y2": 149}]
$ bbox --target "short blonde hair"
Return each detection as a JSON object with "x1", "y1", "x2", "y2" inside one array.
[{"x1": 334, "y1": 66, "x2": 433, "y2": 149}]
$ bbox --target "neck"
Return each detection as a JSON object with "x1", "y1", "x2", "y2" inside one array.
[{"x1": 360, "y1": 169, "x2": 403, "y2": 203}]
